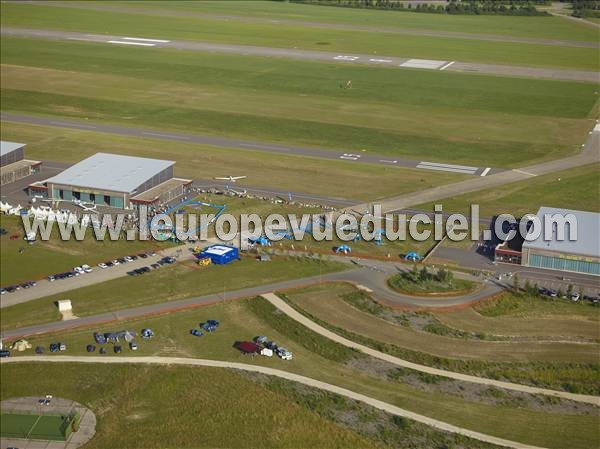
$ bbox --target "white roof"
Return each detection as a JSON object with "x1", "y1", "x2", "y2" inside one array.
[
  {"x1": 523, "y1": 207, "x2": 600, "y2": 259},
  {"x1": 1, "y1": 141, "x2": 26, "y2": 157},
  {"x1": 203, "y1": 245, "x2": 236, "y2": 256},
  {"x1": 45, "y1": 153, "x2": 174, "y2": 193}
]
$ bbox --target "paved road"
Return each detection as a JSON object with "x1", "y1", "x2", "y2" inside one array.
[
  {"x1": 0, "y1": 356, "x2": 547, "y2": 449},
  {"x1": 2, "y1": 27, "x2": 598, "y2": 83},
  {"x1": 17, "y1": 0, "x2": 599, "y2": 49},
  {"x1": 349, "y1": 122, "x2": 600, "y2": 213},
  {"x1": 262, "y1": 293, "x2": 600, "y2": 406},
  {"x1": 0, "y1": 113, "x2": 494, "y2": 177}
]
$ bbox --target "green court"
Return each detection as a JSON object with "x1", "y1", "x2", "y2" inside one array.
[{"x1": 1, "y1": 411, "x2": 70, "y2": 441}]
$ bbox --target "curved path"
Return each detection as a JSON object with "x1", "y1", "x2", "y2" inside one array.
[
  {"x1": 1, "y1": 356, "x2": 545, "y2": 449},
  {"x1": 261, "y1": 293, "x2": 600, "y2": 406}
]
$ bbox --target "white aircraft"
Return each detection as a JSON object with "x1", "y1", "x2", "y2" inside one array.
[{"x1": 214, "y1": 175, "x2": 247, "y2": 183}]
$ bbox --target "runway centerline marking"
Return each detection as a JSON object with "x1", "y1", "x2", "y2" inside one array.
[
  {"x1": 333, "y1": 55, "x2": 360, "y2": 61},
  {"x1": 122, "y1": 36, "x2": 171, "y2": 43},
  {"x1": 49, "y1": 121, "x2": 97, "y2": 130},
  {"x1": 480, "y1": 167, "x2": 491, "y2": 177},
  {"x1": 142, "y1": 131, "x2": 190, "y2": 140},
  {"x1": 107, "y1": 40, "x2": 156, "y2": 47},
  {"x1": 369, "y1": 58, "x2": 393, "y2": 63},
  {"x1": 513, "y1": 168, "x2": 537, "y2": 177}
]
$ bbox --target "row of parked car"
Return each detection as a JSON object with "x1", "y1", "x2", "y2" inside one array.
[
  {"x1": 1, "y1": 280, "x2": 37, "y2": 295},
  {"x1": 254, "y1": 335, "x2": 293, "y2": 360},
  {"x1": 127, "y1": 256, "x2": 175, "y2": 277},
  {"x1": 539, "y1": 287, "x2": 599, "y2": 304},
  {"x1": 98, "y1": 251, "x2": 157, "y2": 269},
  {"x1": 190, "y1": 319, "x2": 220, "y2": 337}
]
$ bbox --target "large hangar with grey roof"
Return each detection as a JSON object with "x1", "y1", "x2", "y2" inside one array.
[{"x1": 33, "y1": 152, "x2": 191, "y2": 209}]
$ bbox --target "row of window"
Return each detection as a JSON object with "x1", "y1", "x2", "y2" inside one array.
[{"x1": 528, "y1": 253, "x2": 600, "y2": 276}]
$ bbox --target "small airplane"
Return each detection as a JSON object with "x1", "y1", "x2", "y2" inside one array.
[{"x1": 214, "y1": 175, "x2": 247, "y2": 182}]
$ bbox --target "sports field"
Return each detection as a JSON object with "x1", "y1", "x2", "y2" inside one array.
[{"x1": 1, "y1": 412, "x2": 66, "y2": 441}]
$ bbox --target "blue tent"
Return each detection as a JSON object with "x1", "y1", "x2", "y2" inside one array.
[{"x1": 198, "y1": 245, "x2": 239, "y2": 265}]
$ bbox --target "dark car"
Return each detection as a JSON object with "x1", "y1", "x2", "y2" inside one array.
[
  {"x1": 49, "y1": 343, "x2": 59, "y2": 353},
  {"x1": 151, "y1": 263, "x2": 160, "y2": 269},
  {"x1": 114, "y1": 345, "x2": 122, "y2": 354},
  {"x1": 190, "y1": 329, "x2": 204, "y2": 337},
  {"x1": 99, "y1": 347, "x2": 107, "y2": 354},
  {"x1": 138, "y1": 253, "x2": 148, "y2": 259},
  {"x1": 0, "y1": 350, "x2": 11, "y2": 358},
  {"x1": 5, "y1": 285, "x2": 18, "y2": 293},
  {"x1": 129, "y1": 255, "x2": 139, "y2": 260},
  {"x1": 86, "y1": 344, "x2": 96, "y2": 353},
  {"x1": 94, "y1": 332, "x2": 107, "y2": 344},
  {"x1": 117, "y1": 257, "x2": 127, "y2": 264},
  {"x1": 35, "y1": 346, "x2": 45, "y2": 354},
  {"x1": 127, "y1": 271, "x2": 138, "y2": 276},
  {"x1": 106, "y1": 261, "x2": 114, "y2": 267}
]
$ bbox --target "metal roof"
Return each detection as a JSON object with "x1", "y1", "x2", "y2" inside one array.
[
  {"x1": 0, "y1": 141, "x2": 26, "y2": 157},
  {"x1": 522, "y1": 207, "x2": 600, "y2": 259},
  {"x1": 45, "y1": 152, "x2": 175, "y2": 193}
]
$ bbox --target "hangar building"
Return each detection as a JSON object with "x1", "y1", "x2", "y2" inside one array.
[
  {"x1": 521, "y1": 207, "x2": 600, "y2": 276},
  {"x1": 1, "y1": 141, "x2": 41, "y2": 186},
  {"x1": 34, "y1": 152, "x2": 190, "y2": 209}
]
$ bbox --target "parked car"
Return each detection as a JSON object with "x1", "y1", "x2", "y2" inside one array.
[
  {"x1": 190, "y1": 329, "x2": 204, "y2": 337},
  {"x1": 570, "y1": 292, "x2": 581, "y2": 301},
  {"x1": 124, "y1": 256, "x2": 134, "y2": 262},
  {"x1": 130, "y1": 342, "x2": 138, "y2": 351},
  {"x1": 112, "y1": 259, "x2": 120, "y2": 266},
  {"x1": 151, "y1": 263, "x2": 160, "y2": 269},
  {"x1": 129, "y1": 255, "x2": 139, "y2": 261},
  {"x1": 276, "y1": 347, "x2": 293, "y2": 360},
  {"x1": 86, "y1": 344, "x2": 96, "y2": 353},
  {"x1": 114, "y1": 345, "x2": 122, "y2": 354},
  {"x1": 0, "y1": 288, "x2": 5, "y2": 295},
  {"x1": 254, "y1": 336, "x2": 268, "y2": 345},
  {"x1": 98, "y1": 262, "x2": 108, "y2": 269},
  {"x1": 265, "y1": 341, "x2": 278, "y2": 350},
  {"x1": 141, "y1": 328, "x2": 155, "y2": 339},
  {"x1": 94, "y1": 332, "x2": 107, "y2": 344},
  {"x1": 138, "y1": 253, "x2": 148, "y2": 259},
  {"x1": 106, "y1": 261, "x2": 114, "y2": 267},
  {"x1": 35, "y1": 346, "x2": 44, "y2": 354},
  {"x1": 82, "y1": 264, "x2": 93, "y2": 273},
  {"x1": 0, "y1": 350, "x2": 11, "y2": 358},
  {"x1": 49, "y1": 343, "x2": 59, "y2": 353},
  {"x1": 117, "y1": 257, "x2": 127, "y2": 264},
  {"x1": 73, "y1": 266, "x2": 84, "y2": 275},
  {"x1": 99, "y1": 347, "x2": 107, "y2": 354},
  {"x1": 59, "y1": 342, "x2": 67, "y2": 351}
]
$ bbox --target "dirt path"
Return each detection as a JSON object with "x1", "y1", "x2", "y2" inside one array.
[
  {"x1": 261, "y1": 293, "x2": 600, "y2": 406},
  {"x1": 1, "y1": 355, "x2": 546, "y2": 449}
]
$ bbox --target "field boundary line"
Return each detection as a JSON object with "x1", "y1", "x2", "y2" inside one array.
[{"x1": 261, "y1": 293, "x2": 600, "y2": 406}]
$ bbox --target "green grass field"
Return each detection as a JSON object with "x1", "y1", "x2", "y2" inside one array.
[
  {"x1": 0, "y1": 122, "x2": 465, "y2": 202},
  {"x1": 2, "y1": 2, "x2": 598, "y2": 69},
  {"x1": 110, "y1": 0, "x2": 597, "y2": 42},
  {"x1": 0, "y1": 364, "x2": 383, "y2": 449},
  {"x1": 283, "y1": 283, "x2": 599, "y2": 363},
  {"x1": 1, "y1": 37, "x2": 596, "y2": 168},
  {"x1": 416, "y1": 163, "x2": 600, "y2": 216},
  {"x1": 5, "y1": 297, "x2": 599, "y2": 449},
  {"x1": 0, "y1": 412, "x2": 67, "y2": 441},
  {"x1": 0, "y1": 255, "x2": 346, "y2": 332},
  {"x1": 0, "y1": 215, "x2": 172, "y2": 287}
]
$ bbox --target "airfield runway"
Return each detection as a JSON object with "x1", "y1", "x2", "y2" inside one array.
[
  {"x1": 2, "y1": 27, "x2": 599, "y2": 83},
  {"x1": 18, "y1": 0, "x2": 600, "y2": 49},
  {"x1": 0, "y1": 113, "x2": 497, "y2": 176}
]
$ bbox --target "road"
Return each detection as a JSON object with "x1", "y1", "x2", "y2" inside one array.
[
  {"x1": 349, "y1": 123, "x2": 600, "y2": 213},
  {"x1": 17, "y1": 0, "x2": 599, "y2": 49},
  {"x1": 0, "y1": 113, "x2": 495, "y2": 177},
  {"x1": 2, "y1": 27, "x2": 598, "y2": 83},
  {"x1": 261, "y1": 292, "x2": 600, "y2": 406},
  {"x1": 0, "y1": 356, "x2": 547, "y2": 449}
]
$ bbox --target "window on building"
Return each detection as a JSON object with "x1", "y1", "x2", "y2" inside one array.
[{"x1": 104, "y1": 195, "x2": 110, "y2": 205}]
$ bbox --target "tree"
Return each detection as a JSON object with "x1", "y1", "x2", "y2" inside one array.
[
  {"x1": 566, "y1": 284, "x2": 574, "y2": 298},
  {"x1": 512, "y1": 274, "x2": 520, "y2": 293}
]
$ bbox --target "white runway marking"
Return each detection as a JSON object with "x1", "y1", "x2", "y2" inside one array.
[
  {"x1": 480, "y1": 167, "x2": 491, "y2": 177},
  {"x1": 594, "y1": 123, "x2": 600, "y2": 132},
  {"x1": 107, "y1": 40, "x2": 156, "y2": 47},
  {"x1": 379, "y1": 160, "x2": 398, "y2": 164},
  {"x1": 417, "y1": 161, "x2": 478, "y2": 174},
  {"x1": 369, "y1": 58, "x2": 393, "y2": 63},
  {"x1": 239, "y1": 143, "x2": 291, "y2": 152},
  {"x1": 122, "y1": 37, "x2": 171, "y2": 43},
  {"x1": 142, "y1": 132, "x2": 189, "y2": 140},
  {"x1": 513, "y1": 168, "x2": 537, "y2": 177},
  {"x1": 439, "y1": 61, "x2": 456, "y2": 71},
  {"x1": 400, "y1": 59, "x2": 447, "y2": 70},
  {"x1": 68, "y1": 37, "x2": 103, "y2": 43},
  {"x1": 340, "y1": 153, "x2": 361, "y2": 160},
  {"x1": 334, "y1": 55, "x2": 360, "y2": 61}
]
